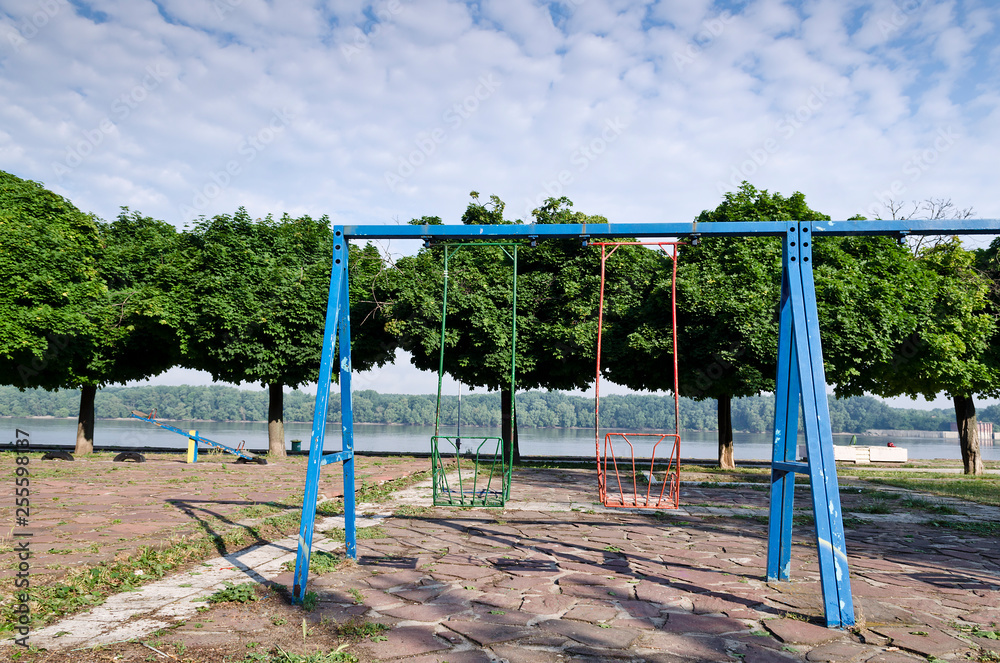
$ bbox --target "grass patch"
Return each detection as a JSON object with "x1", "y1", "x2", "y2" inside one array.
[
  {"x1": 238, "y1": 502, "x2": 287, "y2": 519},
  {"x1": 865, "y1": 476, "x2": 1000, "y2": 507},
  {"x1": 281, "y1": 550, "x2": 350, "y2": 575},
  {"x1": 852, "y1": 498, "x2": 894, "y2": 515},
  {"x1": 393, "y1": 504, "x2": 431, "y2": 517},
  {"x1": 898, "y1": 497, "x2": 961, "y2": 515},
  {"x1": 237, "y1": 645, "x2": 357, "y2": 662},
  {"x1": 207, "y1": 581, "x2": 259, "y2": 604},
  {"x1": 324, "y1": 526, "x2": 388, "y2": 542},
  {"x1": 926, "y1": 520, "x2": 1000, "y2": 537},
  {"x1": 335, "y1": 618, "x2": 390, "y2": 640}
]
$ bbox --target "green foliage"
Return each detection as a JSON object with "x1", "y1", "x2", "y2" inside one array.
[
  {"x1": 0, "y1": 170, "x2": 104, "y2": 389},
  {"x1": 606, "y1": 183, "x2": 828, "y2": 400},
  {"x1": 207, "y1": 581, "x2": 259, "y2": 604},
  {"x1": 837, "y1": 237, "x2": 996, "y2": 401},
  {"x1": 390, "y1": 193, "x2": 653, "y2": 390},
  {"x1": 281, "y1": 550, "x2": 347, "y2": 575},
  {"x1": 238, "y1": 646, "x2": 357, "y2": 662},
  {"x1": 171, "y1": 209, "x2": 390, "y2": 387},
  {"x1": 334, "y1": 619, "x2": 390, "y2": 639},
  {"x1": 87, "y1": 209, "x2": 181, "y2": 386}
]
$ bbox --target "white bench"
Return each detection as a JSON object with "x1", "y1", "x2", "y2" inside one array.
[{"x1": 798, "y1": 444, "x2": 908, "y2": 464}]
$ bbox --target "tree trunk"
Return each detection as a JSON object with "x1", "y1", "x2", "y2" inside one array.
[
  {"x1": 501, "y1": 387, "x2": 521, "y2": 466},
  {"x1": 75, "y1": 384, "x2": 97, "y2": 455},
  {"x1": 718, "y1": 393, "x2": 735, "y2": 470},
  {"x1": 268, "y1": 382, "x2": 286, "y2": 458},
  {"x1": 953, "y1": 394, "x2": 983, "y2": 475}
]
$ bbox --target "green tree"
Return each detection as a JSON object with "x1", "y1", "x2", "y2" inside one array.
[
  {"x1": 864, "y1": 199, "x2": 995, "y2": 474},
  {"x1": 170, "y1": 209, "x2": 395, "y2": 457},
  {"x1": 0, "y1": 172, "x2": 178, "y2": 454},
  {"x1": 387, "y1": 193, "x2": 655, "y2": 463},
  {"x1": 0, "y1": 171, "x2": 103, "y2": 397},
  {"x1": 877, "y1": 239, "x2": 995, "y2": 474},
  {"x1": 606, "y1": 183, "x2": 827, "y2": 468},
  {"x1": 66, "y1": 209, "x2": 182, "y2": 452},
  {"x1": 388, "y1": 193, "x2": 524, "y2": 460}
]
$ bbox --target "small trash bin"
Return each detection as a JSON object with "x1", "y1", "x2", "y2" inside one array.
[{"x1": 291, "y1": 439, "x2": 302, "y2": 453}]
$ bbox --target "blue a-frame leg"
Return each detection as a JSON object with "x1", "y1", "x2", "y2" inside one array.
[
  {"x1": 293, "y1": 228, "x2": 357, "y2": 603},
  {"x1": 767, "y1": 222, "x2": 854, "y2": 628}
]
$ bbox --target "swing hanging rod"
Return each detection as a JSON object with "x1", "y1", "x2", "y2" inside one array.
[{"x1": 344, "y1": 219, "x2": 1000, "y2": 240}]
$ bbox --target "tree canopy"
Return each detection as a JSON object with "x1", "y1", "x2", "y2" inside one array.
[
  {"x1": 0, "y1": 170, "x2": 103, "y2": 392},
  {"x1": 605, "y1": 183, "x2": 827, "y2": 468},
  {"x1": 386, "y1": 193, "x2": 659, "y2": 462},
  {"x1": 0, "y1": 172, "x2": 182, "y2": 453},
  {"x1": 169, "y1": 209, "x2": 395, "y2": 455}
]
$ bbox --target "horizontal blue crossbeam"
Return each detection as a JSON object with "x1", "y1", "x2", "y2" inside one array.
[
  {"x1": 771, "y1": 461, "x2": 810, "y2": 474},
  {"x1": 321, "y1": 450, "x2": 354, "y2": 465},
  {"x1": 343, "y1": 219, "x2": 1000, "y2": 240}
]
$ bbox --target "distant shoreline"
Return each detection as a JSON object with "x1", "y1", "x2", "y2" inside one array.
[{"x1": 0, "y1": 415, "x2": 873, "y2": 435}]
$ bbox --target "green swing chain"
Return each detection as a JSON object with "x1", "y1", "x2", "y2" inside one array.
[{"x1": 431, "y1": 242, "x2": 518, "y2": 506}]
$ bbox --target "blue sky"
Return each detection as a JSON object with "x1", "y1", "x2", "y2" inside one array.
[{"x1": 2, "y1": 0, "x2": 999, "y2": 407}]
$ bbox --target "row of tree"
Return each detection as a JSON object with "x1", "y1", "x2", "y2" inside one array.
[
  {"x1": 385, "y1": 190, "x2": 999, "y2": 473},
  {"x1": 1, "y1": 384, "x2": 979, "y2": 434},
  {"x1": 2, "y1": 171, "x2": 997, "y2": 472}
]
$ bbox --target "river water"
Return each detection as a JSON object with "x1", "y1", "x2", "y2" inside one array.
[{"x1": 4, "y1": 418, "x2": 997, "y2": 461}]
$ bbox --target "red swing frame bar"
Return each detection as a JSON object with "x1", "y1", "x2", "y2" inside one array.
[{"x1": 594, "y1": 242, "x2": 681, "y2": 509}]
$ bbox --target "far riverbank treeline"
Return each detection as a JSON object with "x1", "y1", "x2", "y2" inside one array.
[{"x1": 0, "y1": 385, "x2": 986, "y2": 434}]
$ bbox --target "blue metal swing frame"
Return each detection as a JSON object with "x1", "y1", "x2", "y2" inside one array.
[{"x1": 293, "y1": 218, "x2": 1000, "y2": 628}]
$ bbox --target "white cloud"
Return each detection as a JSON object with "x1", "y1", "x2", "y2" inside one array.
[{"x1": 3, "y1": 0, "x2": 1000, "y2": 402}]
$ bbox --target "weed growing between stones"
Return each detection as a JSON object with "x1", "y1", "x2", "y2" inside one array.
[
  {"x1": 281, "y1": 550, "x2": 351, "y2": 575},
  {"x1": 236, "y1": 644, "x2": 358, "y2": 662},
  {"x1": 334, "y1": 618, "x2": 390, "y2": 640},
  {"x1": 926, "y1": 519, "x2": 1000, "y2": 537},
  {"x1": 207, "y1": 581, "x2": 259, "y2": 604},
  {"x1": 393, "y1": 504, "x2": 431, "y2": 516},
  {"x1": 323, "y1": 525, "x2": 387, "y2": 542}
]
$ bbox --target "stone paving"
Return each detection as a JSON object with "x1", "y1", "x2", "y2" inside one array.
[
  {"x1": 294, "y1": 468, "x2": 1000, "y2": 662},
  {"x1": 4, "y1": 461, "x2": 1000, "y2": 662}
]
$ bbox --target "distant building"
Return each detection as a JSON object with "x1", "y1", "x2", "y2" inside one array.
[{"x1": 949, "y1": 421, "x2": 993, "y2": 437}]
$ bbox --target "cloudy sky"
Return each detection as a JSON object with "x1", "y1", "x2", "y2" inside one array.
[{"x1": 2, "y1": 0, "x2": 998, "y2": 407}]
